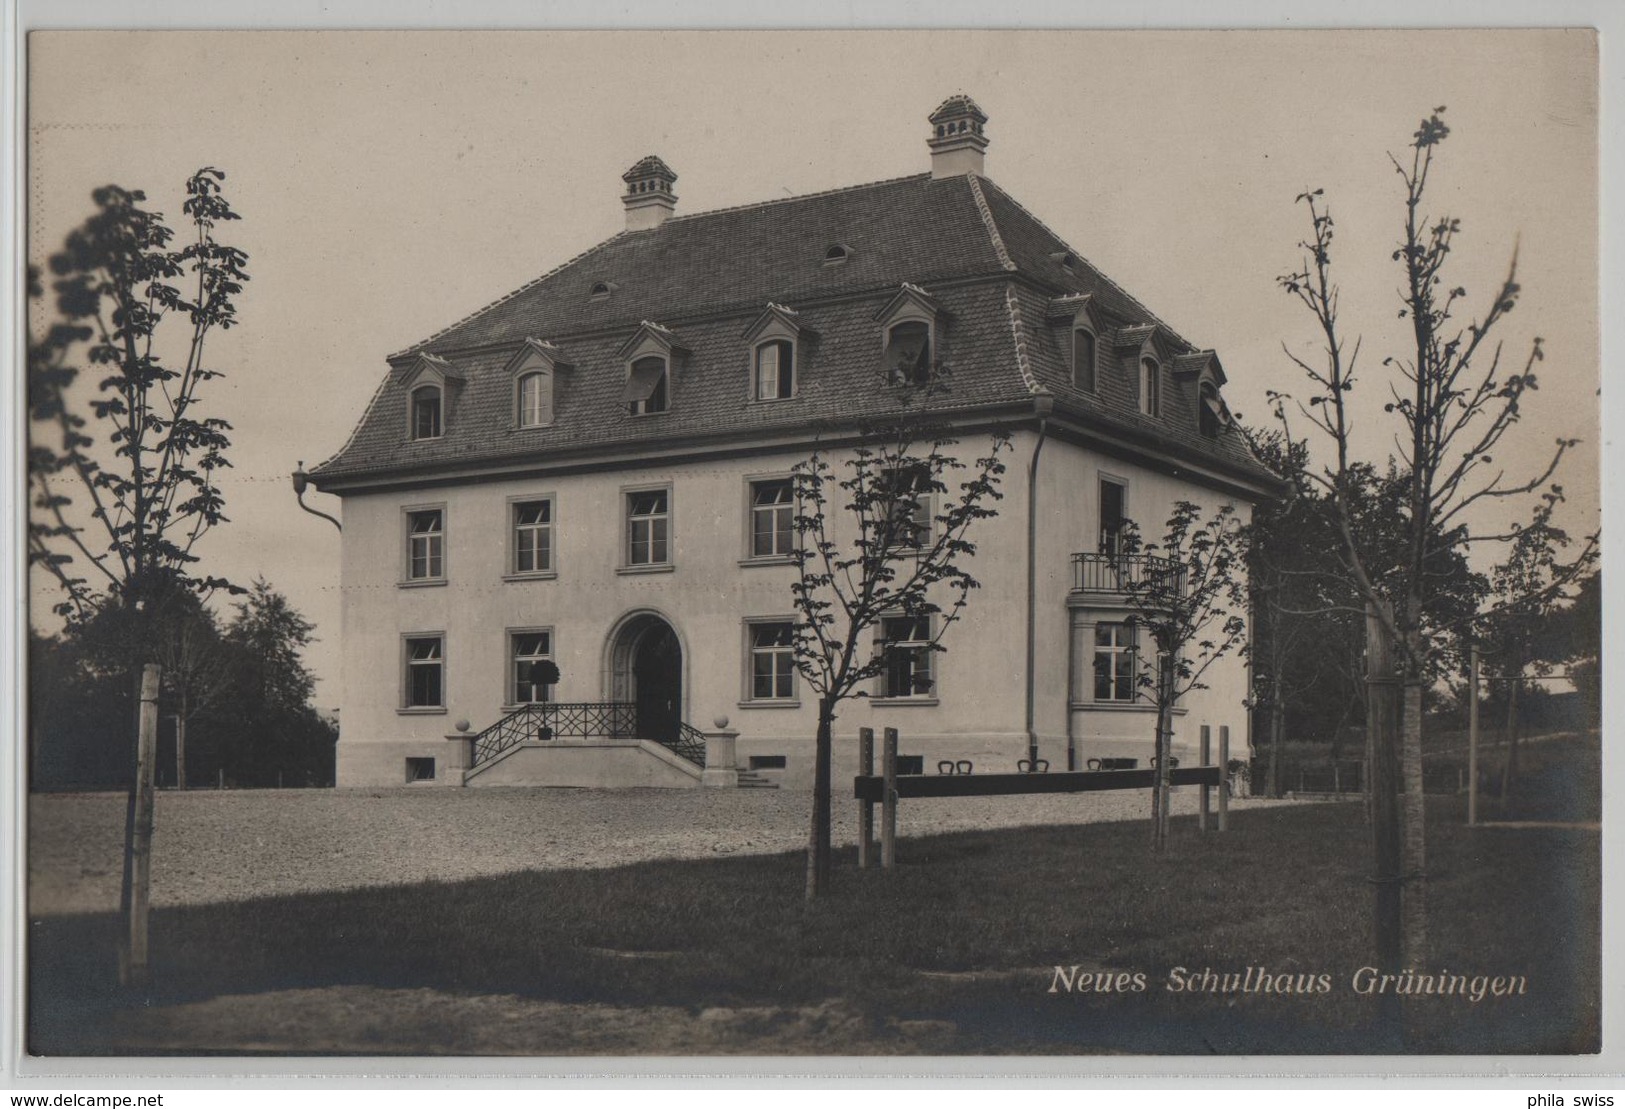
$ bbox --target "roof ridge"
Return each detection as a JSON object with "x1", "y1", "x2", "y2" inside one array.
[
  {"x1": 658, "y1": 171, "x2": 931, "y2": 226},
  {"x1": 977, "y1": 176, "x2": 1197, "y2": 354},
  {"x1": 390, "y1": 230, "x2": 631, "y2": 360},
  {"x1": 1003, "y1": 282, "x2": 1040, "y2": 394},
  {"x1": 966, "y1": 175, "x2": 1016, "y2": 273}
]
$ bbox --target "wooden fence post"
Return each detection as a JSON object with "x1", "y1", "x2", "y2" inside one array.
[
  {"x1": 1218, "y1": 725, "x2": 1230, "y2": 832},
  {"x1": 1199, "y1": 725, "x2": 1212, "y2": 832},
  {"x1": 1468, "y1": 645, "x2": 1480, "y2": 826},
  {"x1": 858, "y1": 727, "x2": 875, "y2": 869},
  {"x1": 881, "y1": 727, "x2": 898, "y2": 869},
  {"x1": 120, "y1": 663, "x2": 161, "y2": 987}
]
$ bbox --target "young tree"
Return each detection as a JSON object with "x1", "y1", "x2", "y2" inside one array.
[
  {"x1": 1478, "y1": 492, "x2": 1598, "y2": 798},
  {"x1": 789, "y1": 368, "x2": 1010, "y2": 900},
  {"x1": 1271, "y1": 110, "x2": 1595, "y2": 970},
  {"x1": 1118, "y1": 502, "x2": 1248, "y2": 851},
  {"x1": 1244, "y1": 431, "x2": 1357, "y2": 796},
  {"x1": 29, "y1": 168, "x2": 249, "y2": 637}
]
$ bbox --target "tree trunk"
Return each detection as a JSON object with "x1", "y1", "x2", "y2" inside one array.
[
  {"x1": 1365, "y1": 604, "x2": 1403, "y2": 1040},
  {"x1": 1151, "y1": 655, "x2": 1174, "y2": 852},
  {"x1": 176, "y1": 688, "x2": 188, "y2": 790},
  {"x1": 805, "y1": 703, "x2": 835, "y2": 900},
  {"x1": 1399, "y1": 667, "x2": 1428, "y2": 968},
  {"x1": 1267, "y1": 694, "x2": 1284, "y2": 799}
]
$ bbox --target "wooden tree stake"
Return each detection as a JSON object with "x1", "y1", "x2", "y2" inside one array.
[{"x1": 120, "y1": 663, "x2": 161, "y2": 987}]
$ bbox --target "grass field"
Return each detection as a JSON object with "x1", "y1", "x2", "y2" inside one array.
[{"x1": 28, "y1": 734, "x2": 1599, "y2": 1056}]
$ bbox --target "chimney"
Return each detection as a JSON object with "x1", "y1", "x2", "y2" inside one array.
[
  {"x1": 621, "y1": 155, "x2": 678, "y2": 231},
  {"x1": 927, "y1": 95, "x2": 989, "y2": 180}
]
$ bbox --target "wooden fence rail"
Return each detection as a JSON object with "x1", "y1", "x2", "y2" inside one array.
[{"x1": 854, "y1": 728, "x2": 1226, "y2": 869}]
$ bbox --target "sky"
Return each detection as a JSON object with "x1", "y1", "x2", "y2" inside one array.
[{"x1": 25, "y1": 28, "x2": 1600, "y2": 706}]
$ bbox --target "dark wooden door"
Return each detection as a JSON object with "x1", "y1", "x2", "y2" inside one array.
[{"x1": 633, "y1": 623, "x2": 682, "y2": 744}]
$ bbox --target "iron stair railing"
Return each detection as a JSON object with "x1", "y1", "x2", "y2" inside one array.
[
  {"x1": 670, "y1": 721, "x2": 710, "y2": 768},
  {"x1": 466, "y1": 701, "x2": 707, "y2": 771}
]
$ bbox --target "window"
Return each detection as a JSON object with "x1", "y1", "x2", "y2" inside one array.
[
  {"x1": 510, "y1": 630, "x2": 554, "y2": 705},
  {"x1": 517, "y1": 371, "x2": 552, "y2": 428},
  {"x1": 1140, "y1": 357, "x2": 1161, "y2": 417},
  {"x1": 885, "y1": 321, "x2": 933, "y2": 385},
  {"x1": 626, "y1": 488, "x2": 670, "y2": 566},
  {"x1": 1093, "y1": 623, "x2": 1136, "y2": 703},
  {"x1": 511, "y1": 499, "x2": 554, "y2": 575},
  {"x1": 749, "y1": 479, "x2": 794, "y2": 558},
  {"x1": 404, "y1": 636, "x2": 444, "y2": 709},
  {"x1": 406, "y1": 509, "x2": 444, "y2": 581},
  {"x1": 1099, "y1": 478, "x2": 1126, "y2": 556},
  {"x1": 405, "y1": 757, "x2": 436, "y2": 782},
  {"x1": 1199, "y1": 381, "x2": 1224, "y2": 437},
  {"x1": 747, "y1": 622, "x2": 796, "y2": 701},
  {"x1": 1073, "y1": 330, "x2": 1097, "y2": 393},
  {"x1": 754, "y1": 339, "x2": 795, "y2": 400},
  {"x1": 879, "y1": 616, "x2": 933, "y2": 698},
  {"x1": 878, "y1": 464, "x2": 931, "y2": 549},
  {"x1": 411, "y1": 385, "x2": 442, "y2": 440},
  {"x1": 823, "y1": 244, "x2": 850, "y2": 265},
  {"x1": 625, "y1": 355, "x2": 669, "y2": 415}
]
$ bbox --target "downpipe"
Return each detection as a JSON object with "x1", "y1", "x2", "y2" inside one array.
[{"x1": 1024, "y1": 389, "x2": 1056, "y2": 770}]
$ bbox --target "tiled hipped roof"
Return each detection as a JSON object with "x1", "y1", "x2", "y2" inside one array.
[{"x1": 311, "y1": 173, "x2": 1275, "y2": 488}]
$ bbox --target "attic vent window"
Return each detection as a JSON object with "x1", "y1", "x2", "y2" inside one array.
[
  {"x1": 823, "y1": 244, "x2": 850, "y2": 266},
  {"x1": 590, "y1": 281, "x2": 614, "y2": 300}
]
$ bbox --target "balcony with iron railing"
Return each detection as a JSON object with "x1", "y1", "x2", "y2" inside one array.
[{"x1": 1070, "y1": 551, "x2": 1187, "y2": 597}]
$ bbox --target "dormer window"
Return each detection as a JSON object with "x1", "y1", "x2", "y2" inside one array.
[
  {"x1": 400, "y1": 351, "x2": 462, "y2": 442},
  {"x1": 1140, "y1": 357, "x2": 1161, "y2": 417},
  {"x1": 616, "y1": 322, "x2": 681, "y2": 417},
  {"x1": 590, "y1": 281, "x2": 615, "y2": 300},
  {"x1": 823, "y1": 244, "x2": 850, "y2": 266},
  {"x1": 743, "y1": 304, "x2": 805, "y2": 403},
  {"x1": 1073, "y1": 329, "x2": 1097, "y2": 393},
  {"x1": 876, "y1": 285, "x2": 941, "y2": 387},
  {"x1": 625, "y1": 355, "x2": 669, "y2": 416},
  {"x1": 754, "y1": 339, "x2": 795, "y2": 401},
  {"x1": 517, "y1": 371, "x2": 552, "y2": 428},
  {"x1": 1199, "y1": 381, "x2": 1227, "y2": 437},
  {"x1": 505, "y1": 338, "x2": 567, "y2": 430},
  {"x1": 411, "y1": 385, "x2": 442, "y2": 440},
  {"x1": 885, "y1": 321, "x2": 933, "y2": 386}
]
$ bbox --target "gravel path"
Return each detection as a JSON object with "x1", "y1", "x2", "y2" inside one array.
[{"x1": 29, "y1": 784, "x2": 1305, "y2": 916}]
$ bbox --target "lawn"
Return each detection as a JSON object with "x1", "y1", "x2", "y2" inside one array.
[{"x1": 28, "y1": 735, "x2": 1599, "y2": 1056}]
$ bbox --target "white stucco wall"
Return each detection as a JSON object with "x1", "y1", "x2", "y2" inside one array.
[{"x1": 332, "y1": 430, "x2": 1256, "y2": 789}]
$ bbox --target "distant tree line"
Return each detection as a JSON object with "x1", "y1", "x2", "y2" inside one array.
[
  {"x1": 31, "y1": 578, "x2": 336, "y2": 791},
  {"x1": 1244, "y1": 428, "x2": 1599, "y2": 793}
]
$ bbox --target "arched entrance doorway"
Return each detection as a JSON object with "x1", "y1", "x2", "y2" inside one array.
[{"x1": 606, "y1": 612, "x2": 684, "y2": 745}]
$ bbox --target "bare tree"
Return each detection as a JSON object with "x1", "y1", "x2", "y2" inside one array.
[
  {"x1": 1271, "y1": 109, "x2": 1596, "y2": 970},
  {"x1": 1118, "y1": 502, "x2": 1248, "y2": 851},
  {"x1": 789, "y1": 369, "x2": 1010, "y2": 900}
]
